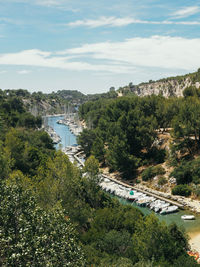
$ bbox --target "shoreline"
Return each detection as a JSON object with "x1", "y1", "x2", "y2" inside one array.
[{"x1": 188, "y1": 231, "x2": 200, "y2": 253}]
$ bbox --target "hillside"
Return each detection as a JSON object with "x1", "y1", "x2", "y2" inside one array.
[
  {"x1": 119, "y1": 68, "x2": 200, "y2": 97},
  {"x1": 1, "y1": 89, "x2": 118, "y2": 116},
  {"x1": 1, "y1": 88, "x2": 197, "y2": 266}
]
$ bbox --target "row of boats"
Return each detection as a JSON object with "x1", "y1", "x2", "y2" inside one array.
[
  {"x1": 100, "y1": 177, "x2": 179, "y2": 215},
  {"x1": 57, "y1": 118, "x2": 82, "y2": 136}
]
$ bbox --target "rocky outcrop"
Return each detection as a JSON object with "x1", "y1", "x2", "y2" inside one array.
[
  {"x1": 133, "y1": 78, "x2": 191, "y2": 97},
  {"x1": 119, "y1": 70, "x2": 200, "y2": 98}
]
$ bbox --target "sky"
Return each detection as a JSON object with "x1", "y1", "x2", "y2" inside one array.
[{"x1": 0, "y1": 0, "x2": 200, "y2": 94}]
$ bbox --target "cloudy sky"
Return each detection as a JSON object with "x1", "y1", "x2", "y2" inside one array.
[{"x1": 0, "y1": 0, "x2": 200, "y2": 94}]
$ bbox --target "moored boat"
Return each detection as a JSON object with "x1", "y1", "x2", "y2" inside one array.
[
  {"x1": 181, "y1": 215, "x2": 195, "y2": 220},
  {"x1": 160, "y1": 205, "x2": 178, "y2": 215}
]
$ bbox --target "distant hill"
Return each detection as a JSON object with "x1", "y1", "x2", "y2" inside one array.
[
  {"x1": 0, "y1": 88, "x2": 118, "y2": 116},
  {"x1": 118, "y1": 68, "x2": 200, "y2": 98}
]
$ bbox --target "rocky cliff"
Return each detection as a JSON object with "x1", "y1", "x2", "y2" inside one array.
[{"x1": 119, "y1": 69, "x2": 200, "y2": 98}]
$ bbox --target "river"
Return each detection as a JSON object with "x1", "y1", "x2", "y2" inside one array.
[{"x1": 47, "y1": 115, "x2": 200, "y2": 236}]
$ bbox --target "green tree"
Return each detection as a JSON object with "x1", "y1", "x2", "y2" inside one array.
[
  {"x1": 0, "y1": 182, "x2": 85, "y2": 266},
  {"x1": 91, "y1": 136, "x2": 105, "y2": 163},
  {"x1": 173, "y1": 97, "x2": 200, "y2": 153},
  {"x1": 0, "y1": 141, "x2": 12, "y2": 180},
  {"x1": 172, "y1": 184, "x2": 192, "y2": 197},
  {"x1": 132, "y1": 214, "x2": 189, "y2": 264},
  {"x1": 84, "y1": 155, "x2": 99, "y2": 177},
  {"x1": 77, "y1": 128, "x2": 96, "y2": 157},
  {"x1": 36, "y1": 151, "x2": 93, "y2": 228},
  {"x1": 170, "y1": 162, "x2": 192, "y2": 184}
]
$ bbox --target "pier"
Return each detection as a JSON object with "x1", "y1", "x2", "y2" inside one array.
[{"x1": 101, "y1": 174, "x2": 184, "y2": 209}]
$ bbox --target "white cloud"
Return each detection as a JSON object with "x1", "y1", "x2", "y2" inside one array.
[
  {"x1": 63, "y1": 36, "x2": 200, "y2": 71},
  {"x1": 171, "y1": 6, "x2": 200, "y2": 19},
  {"x1": 17, "y1": 70, "x2": 31, "y2": 74},
  {"x1": 0, "y1": 36, "x2": 200, "y2": 74},
  {"x1": 0, "y1": 49, "x2": 135, "y2": 73},
  {"x1": 68, "y1": 17, "x2": 137, "y2": 27},
  {"x1": 67, "y1": 16, "x2": 200, "y2": 28}
]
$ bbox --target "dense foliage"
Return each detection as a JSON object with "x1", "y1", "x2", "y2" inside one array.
[
  {"x1": 170, "y1": 158, "x2": 200, "y2": 185},
  {"x1": 78, "y1": 90, "x2": 200, "y2": 202},
  {"x1": 142, "y1": 165, "x2": 166, "y2": 181},
  {"x1": 78, "y1": 95, "x2": 175, "y2": 178},
  {"x1": 0, "y1": 183, "x2": 85, "y2": 267},
  {"x1": 0, "y1": 90, "x2": 199, "y2": 266},
  {"x1": 172, "y1": 184, "x2": 192, "y2": 197}
]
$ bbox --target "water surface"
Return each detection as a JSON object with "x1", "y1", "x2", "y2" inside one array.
[{"x1": 47, "y1": 116, "x2": 77, "y2": 149}]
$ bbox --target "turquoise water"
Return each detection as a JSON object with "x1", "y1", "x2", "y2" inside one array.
[
  {"x1": 47, "y1": 116, "x2": 77, "y2": 149},
  {"x1": 48, "y1": 115, "x2": 200, "y2": 234},
  {"x1": 116, "y1": 196, "x2": 200, "y2": 233}
]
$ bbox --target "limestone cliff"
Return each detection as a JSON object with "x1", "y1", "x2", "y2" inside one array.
[{"x1": 119, "y1": 69, "x2": 200, "y2": 98}]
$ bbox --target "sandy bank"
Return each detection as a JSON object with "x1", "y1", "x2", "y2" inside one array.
[{"x1": 189, "y1": 231, "x2": 200, "y2": 253}]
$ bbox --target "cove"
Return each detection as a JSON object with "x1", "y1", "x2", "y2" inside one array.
[{"x1": 47, "y1": 115, "x2": 200, "y2": 235}]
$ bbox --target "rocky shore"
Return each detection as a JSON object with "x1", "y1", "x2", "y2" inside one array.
[{"x1": 44, "y1": 125, "x2": 61, "y2": 144}]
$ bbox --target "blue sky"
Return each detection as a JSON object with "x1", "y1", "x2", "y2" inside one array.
[{"x1": 0, "y1": 0, "x2": 200, "y2": 94}]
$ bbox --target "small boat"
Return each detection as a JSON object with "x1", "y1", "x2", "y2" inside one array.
[
  {"x1": 160, "y1": 205, "x2": 178, "y2": 215},
  {"x1": 181, "y1": 215, "x2": 195, "y2": 220}
]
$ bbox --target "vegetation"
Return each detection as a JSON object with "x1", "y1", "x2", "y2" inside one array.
[
  {"x1": 158, "y1": 176, "x2": 168, "y2": 186},
  {"x1": 78, "y1": 95, "x2": 167, "y2": 179},
  {"x1": 77, "y1": 82, "x2": 200, "y2": 200},
  {"x1": 0, "y1": 90, "x2": 198, "y2": 266},
  {"x1": 172, "y1": 185, "x2": 192, "y2": 197},
  {"x1": 0, "y1": 183, "x2": 85, "y2": 266},
  {"x1": 170, "y1": 158, "x2": 200, "y2": 185},
  {"x1": 142, "y1": 166, "x2": 166, "y2": 181}
]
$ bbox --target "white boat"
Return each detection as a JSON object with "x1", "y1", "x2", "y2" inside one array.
[
  {"x1": 160, "y1": 205, "x2": 178, "y2": 215},
  {"x1": 181, "y1": 215, "x2": 195, "y2": 220}
]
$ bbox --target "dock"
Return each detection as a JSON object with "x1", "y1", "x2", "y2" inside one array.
[{"x1": 101, "y1": 174, "x2": 184, "y2": 209}]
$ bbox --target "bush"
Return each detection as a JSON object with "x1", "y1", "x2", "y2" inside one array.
[
  {"x1": 170, "y1": 162, "x2": 193, "y2": 185},
  {"x1": 158, "y1": 176, "x2": 167, "y2": 186},
  {"x1": 148, "y1": 147, "x2": 166, "y2": 164},
  {"x1": 142, "y1": 165, "x2": 166, "y2": 181},
  {"x1": 142, "y1": 167, "x2": 155, "y2": 181},
  {"x1": 193, "y1": 185, "x2": 200, "y2": 198},
  {"x1": 153, "y1": 165, "x2": 166, "y2": 175},
  {"x1": 172, "y1": 184, "x2": 192, "y2": 197}
]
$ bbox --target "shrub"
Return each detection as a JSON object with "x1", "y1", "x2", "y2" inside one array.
[
  {"x1": 158, "y1": 176, "x2": 167, "y2": 186},
  {"x1": 142, "y1": 167, "x2": 155, "y2": 181},
  {"x1": 170, "y1": 162, "x2": 192, "y2": 185},
  {"x1": 193, "y1": 185, "x2": 200, "y2": 198},
  {"x1": 153, "y1": 166, "x2": 166, "y2": 175},
  {"x1": 172, "y1": 184, "x2": 192, "y2": 197},
  {"x1": 142, "y1": 165, "x2": 166, "y2": 181}
]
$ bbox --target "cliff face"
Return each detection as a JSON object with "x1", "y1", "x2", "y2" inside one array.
[
  {"x1": 134, "y1": 78, "x2": 200, "y2": 98},
  {"x1": 119, "y1": 70, "x2": 200, "y2": 98}
]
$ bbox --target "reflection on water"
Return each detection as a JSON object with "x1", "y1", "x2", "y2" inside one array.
[{"x1": 47, "y1": 116, "x2": 77, "y2": 149}]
